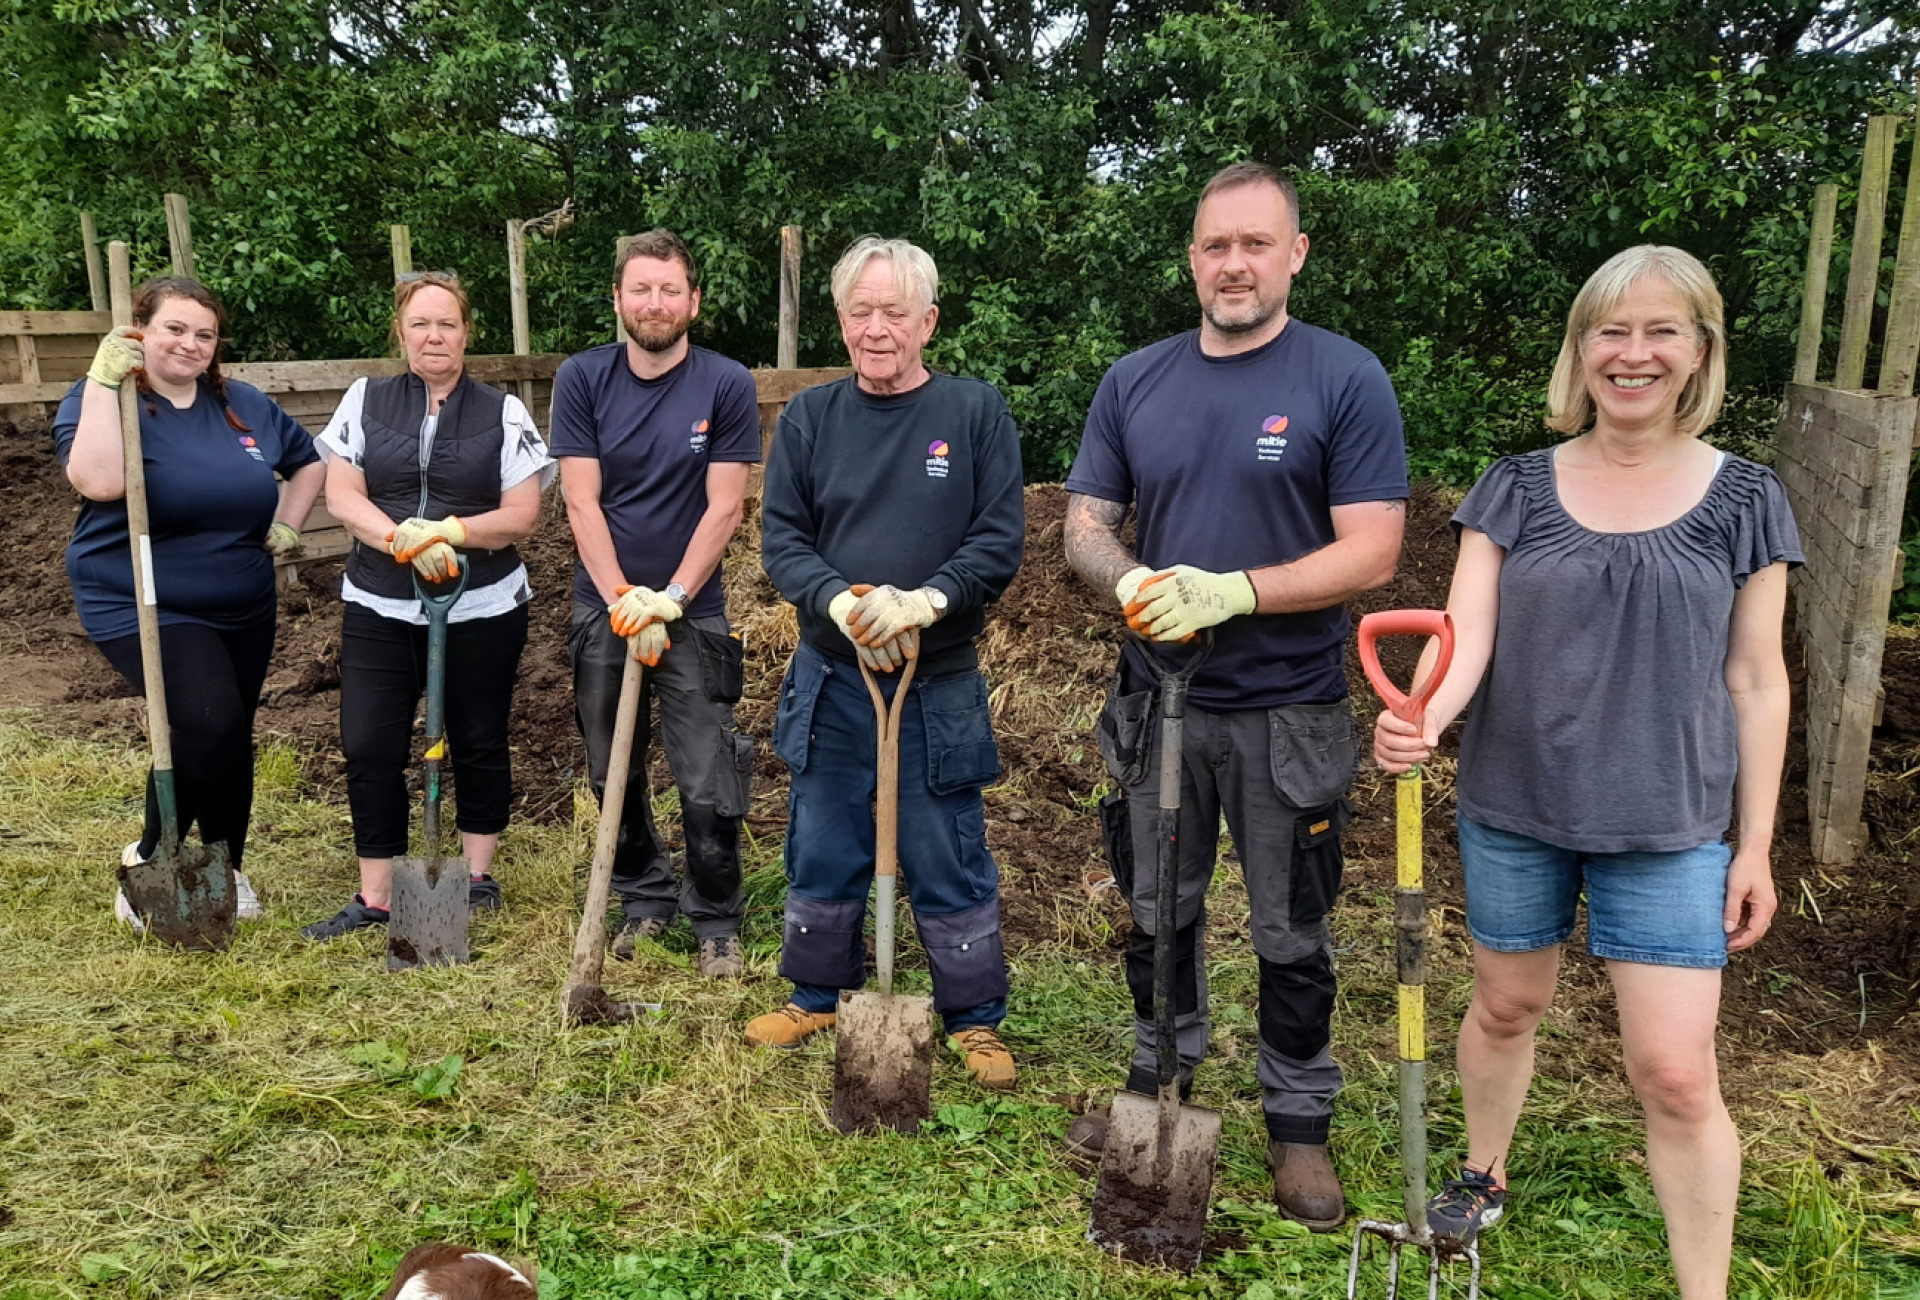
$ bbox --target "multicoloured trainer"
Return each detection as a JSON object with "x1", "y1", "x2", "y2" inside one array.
[{"x1": 1426, "y1": 1166, "x2": 1506, "y2": 1250}]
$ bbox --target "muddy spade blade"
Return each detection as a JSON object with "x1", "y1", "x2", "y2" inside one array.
[
  {"x1": 831, "y1": 987, "x2": 935, "y2": 1134},
  {"x1": 118, "y1": 839, "x2": 235, "y2": 952},
  {"x1": 388, "y1": 856, "x2": 469, "y2": 970},
  {"x1": 1089, "y1": 1087, "x2": 1221, "y2": 1273}
]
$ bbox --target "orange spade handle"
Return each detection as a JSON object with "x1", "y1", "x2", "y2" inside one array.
[{"x1": 1357, "y1": 610, "x2": 1455, "y2": 727}]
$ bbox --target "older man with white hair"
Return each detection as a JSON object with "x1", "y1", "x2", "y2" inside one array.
[{"x1": 749, "y1": 236, "x2": 1025, "y2": 1088}]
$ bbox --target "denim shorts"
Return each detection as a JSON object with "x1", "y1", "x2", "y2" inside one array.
[{"x1": 1457, "y1": 816, "x2": 1732, "y2": 969}]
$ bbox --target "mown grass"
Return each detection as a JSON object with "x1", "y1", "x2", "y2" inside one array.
[{"x1": 0, "y1": 718, "x2": 1915, "y2": 1299}]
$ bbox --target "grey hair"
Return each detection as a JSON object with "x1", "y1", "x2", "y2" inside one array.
[{"x1": 830, "y1": 236, "x2": 940, "y2": 312}]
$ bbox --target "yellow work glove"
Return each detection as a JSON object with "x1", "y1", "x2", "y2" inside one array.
[
  {"x1": 1114, "y1": 565, "x2": 1154, "y2": 610},
  {"x1": 389, "y1": 515, "x2": 467, "y2": 562},
  {"x1": 829, "y1": 587, "x2": 908, "y2": 673},
  {"x1": 608, "y1": 584, "x2": 682, "y2": 637},
  {"x1": 264, "y1": 522, "x2": 302, "y2": 558},
  {"x1": 396, "y1": 539, "x2": 460, "y2": 582},
  {"x1": 849, "y1": 584, "x2": 937, "y2": 647},
  {"x1": 630, "y1": 620, "x2": 671, "y2": 667},
  {"x1": 87, "y1": 326, "x2": 145, "y2": 390},
  {"x1": 1125, "y1": 565, "x2": 1256, "y2": 642}
]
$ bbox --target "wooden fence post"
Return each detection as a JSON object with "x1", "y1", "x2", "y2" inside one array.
[
  {"x1": 163, "y1": 193, "x2": 195, "y2": 280},
  {"x1": 507, "y1": 218, "x2": 534, "y2": 411},
  {"x1": 80, "y1": 213, "x2": 108, "y2": 312},
  {"x1": 1793, "y1": 185, "x2": 1839, "y2": 386},
  {"x1": 778, "y1": 226, "x2": 802, "y2": 369},
  {"x1": 613, "y1": 235, "x2": 630, "y2": 342},
  {"x1": 1834, "y1": 116, "x2": 1898, "y2": 390},
  {"x1": 1878, "y1": 108, "x2": 1920, "y2": 399},
  {"x1": 391, "y1": 224, "x2": 413, "y2": 281}
]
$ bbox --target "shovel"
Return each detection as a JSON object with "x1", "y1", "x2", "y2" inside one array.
[
  {"x1": 106, "y1": 241, "x2": 235, "y2": 952},
  {"x1": 560, "y1": 649, "x2": 661, "y2": 1025},
  {"x1": 1348, "y1": 609, "x2": 1475, "y2": 1300},
  {"x1": 387, "y1": 567, "x2": 472, "y2": 971},
  {"x1": 1090, "y1": 631, "x2": 1219, "y2": 1273},
  {"x1": 831, "y1": 629, "x2": 934, "y2": 1134}
]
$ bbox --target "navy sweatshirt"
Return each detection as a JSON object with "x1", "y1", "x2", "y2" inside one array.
[{"x1": 761, "y1": 372, "x2": 1024, "y2": 677}]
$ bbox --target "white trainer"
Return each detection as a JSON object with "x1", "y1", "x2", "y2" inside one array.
[
  {"x1": 116, "y1": 841, "x2": 148, "y2": 935},
  {"x1": 232, "y1": 872, "x2": 263, "y2": 920}
]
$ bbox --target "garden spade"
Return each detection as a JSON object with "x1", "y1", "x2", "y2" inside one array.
[
  {"x1": 1348, "y1": 609, "x2": 1478, "y2": 1300},
  {"x1": 561, "y1": 649, "x2": 661, "y2": 1025},
  {"x1": 388, "y1": 568, "x2": 471, "y2": 971},
  {"x1": 106, "y1": 241, "x2": 235, "y2": 952},
  {"x1": 832, "y1": 621, "x2": 934, "y2": 1134},
  {"x1": 1090, "y1": 632, "x2": 1217, "y2": 1273}
]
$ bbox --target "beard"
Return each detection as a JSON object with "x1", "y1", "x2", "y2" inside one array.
[
  {"x1": 623, "y1": 311, "x2": 691, "y2": 353},
  {"x1": 1202, "y1": 284, "x2": 1284, "y2": 336}
]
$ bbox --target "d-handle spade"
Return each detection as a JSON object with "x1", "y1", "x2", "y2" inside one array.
[
  {"x1": 1348, "y1": 610, "x2": 1480, "y2": 1300},
  {"x1": 388, "y1": 568, "x2": 472, "y2": 970}
]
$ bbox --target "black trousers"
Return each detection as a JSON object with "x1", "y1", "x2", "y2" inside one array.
[
  {"x1": 96, "y1": 613, "x2": 277, "y2": 873},
  {"x1": 340, "y1": 602, "x2": 528, "y2": 858}
]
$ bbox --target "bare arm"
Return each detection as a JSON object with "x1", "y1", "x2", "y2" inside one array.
[
  {"x1": 65, "y1": 380, "x2": 130, "y2": 501},
  {"x1": 1374, "y1": 527, "x2": 1504, "y2": 772},
  {"x1": 1064, "y1": 492, "x2": 1139, "y2": 594},
  {"x1": 458, "y1": 477, "x2": 542, "y2": 549},
  {"x1": 276, "y1": 460, "x2": 326, "y2": 530},
  {"x1": 1247, "y1": 499, "x2": 1405, "y2": 614},
  {"x1": 670, "y1": 461, "x2": 751, "y2": 604},
  {"x1": 559, "y1": 457, "x2": 627, "y2": 604},
  {"x1": 327, "y1": 456, "x2": 539, "y2": 552},
  {"x1": 1722, "y1": 561, "x2": 1790, "y2": 951},
  {"x1": 323, "y1": 457, "x2": 400, "y2": 549}
]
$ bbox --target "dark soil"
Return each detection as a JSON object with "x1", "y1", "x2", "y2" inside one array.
[{"x1": 2, "y1": 415, "x2": 1915, "y2": 1066}]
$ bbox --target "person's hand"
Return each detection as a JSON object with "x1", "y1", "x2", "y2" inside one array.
[
  {"x1": 264, "y1": 522, "x2": 302, "y2": 558},
  {"x1": 390, "y1": 516, "x2": 467, "y2": 562},
  {"x1": 849, "y1": 585, "x2": 937, "y2": 647},
  {"x1": 1114, "y1": 565, "x2": 1154, "y2": 610},
  {"x1": 1374, "y1": 709, "x2": 1439, "y2": 775},
  {"x1": 1723, "y1": 845, "x2": 1776, "y2": 952},
  {"x1": 87, "y1": 326, "x2": 145, "y2": 390},
  {"x1": 609, "y1": 585, "x2": 682, "y2": 637},
  {"x1": 829, "y1": 587, "x2": 912, "y2": 673},
  {"x1": 1124, "y1": 565, "x2": 1256, "y2": 641},
  {"x1": 629, "y1": 620, "x2": 671, "y2": 667}
]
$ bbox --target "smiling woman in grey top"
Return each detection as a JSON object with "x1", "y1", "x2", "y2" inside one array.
[{"x1": 1372, "y1": 245, "x2": 1800, "y2": 1296}]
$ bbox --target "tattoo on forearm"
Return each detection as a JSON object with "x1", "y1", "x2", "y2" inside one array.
[
  {"x1": 1384, "y1": 499, "x2": 1406, "y2": 514},
  {"x1": 1064, "y1": 493, "x2": 1141, "y2": 595}
]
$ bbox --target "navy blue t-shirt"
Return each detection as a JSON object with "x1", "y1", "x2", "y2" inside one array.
[
  {"x1": 1066, "y1": 322, "x2": 1408, "y2": 709},
  {"x1": 55, "y1": 378, "x2": 321, "y2": 642},
  {"x1": 548, "y1": 343, "x2": 760, "y2": 619}
]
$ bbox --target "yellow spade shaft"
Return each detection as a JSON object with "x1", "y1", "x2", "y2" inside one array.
[{"x1": 1394, "y1": 768, "x2": 1429, "y2": 1235}]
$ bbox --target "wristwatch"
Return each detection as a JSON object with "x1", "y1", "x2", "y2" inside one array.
[
  {"x1": 664, "y1": 582, "x2": 690, "y2": 611},
  {"x1": 919, "y1": 586, "x2": 949, "y2": 619}
]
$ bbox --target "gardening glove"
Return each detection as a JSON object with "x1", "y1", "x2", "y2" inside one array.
[
  {"x1": 264, "y1": 521, "x2": 302, "y2": 558},
  {"x1": 1125, "y1": 565, "x2": 1256, "y2": 642},
  {"x1": 629, "y1": 620, "x2": 671, "y2": 667},
  {"x1": 389, "y1": 515, "x2": 467, "y2": 562},
  {"x1": 86, "y1": 326, "x2": 145, "y2": 390},
  {"x1": 829, "y1": 588, "x2": 907, "y2": 673},
  {"x1": 609, "y1": 584, "x2": 682, "y2": 637},
  {"x1": 1113, "y1": 565, "x2": 1155, "y2": 611},
  {"x1": 391, "y1": 537, "x2": 460, "y2": 582},
  {"x1": 848, "y1": 584, "x2": 937, "y2": 647}
]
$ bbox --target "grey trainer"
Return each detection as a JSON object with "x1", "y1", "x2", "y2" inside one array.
[
  {"x1": 698, "y1": 934, "x2": 745, "y2": 979},
  {"x1": 611, "y1": 914, "x2": 670, "y2": 962}
]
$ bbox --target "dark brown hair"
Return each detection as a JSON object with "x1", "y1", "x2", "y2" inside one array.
[
  {"x1": 1194, "y1": 161, "x2": 1301, "y2": 236},
  {"x1": 391, "y1": 271, "x2": 473, "y2": 355},
  {"x1": 131, "y1": 276, "x2": 250, "y2": 433},
  {"x1": 613, "y1": 228, "x2": 700, "y2": 292}
]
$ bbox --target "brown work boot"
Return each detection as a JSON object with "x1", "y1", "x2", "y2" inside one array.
[
  {"x1": 1064, "y1": 1106, "x2": 1110, "y2": 1157},
  {"x1": 950, "y1": 1027, "x2": 1017, "y2": 1089},
  {"x1": 1269, "y1": 1140, "x2": 1347, "y2": 1231},
  {"x1": 698, "y1": 935, "x2": 745, "y2": 979},
  {"x1": 744, "y1": 1002, "x2": 836, "y2": 1049}
]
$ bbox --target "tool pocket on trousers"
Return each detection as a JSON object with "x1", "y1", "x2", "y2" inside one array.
[
  {"x1": 1290, "y1": 798, "x2": 1352, "y2": 929},
  {"x1": 692, "y1": 625, "x2": 746, "y2": 704},
  {"x1": 714, "y1": 730, "x2": 755, "y2": 818},
  {"x1": 1096, "y1": 676, "x2": 1155, "y2": 788},
  {"x1": 1099, "y1": 789, "x2": 1135, "y2": 897},
  {"x1": 1268, "y1": 703, "x2": 1357, "y2": 808},
  {"x1": 920, "y1": 673, "x2": 1002, "y2": 796},
  {"x1": 772, "y1": 651, "x2": 827, "y2": 774}
]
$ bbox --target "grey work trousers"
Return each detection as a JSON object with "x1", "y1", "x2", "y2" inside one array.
[
  {"x1": 1098, "y1": 670, "x2": 1357, "y2": 1144},
  {"x1": 568, "y1": 604, "x2": 756, "y2": 939}
]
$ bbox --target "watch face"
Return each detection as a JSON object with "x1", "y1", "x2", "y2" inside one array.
[
  {"x1": 666, "y1": 583, "x2": 688, "y2": 605},
  {"x1": 925, "y1": 587, "x2": 948, "y2": 611}
]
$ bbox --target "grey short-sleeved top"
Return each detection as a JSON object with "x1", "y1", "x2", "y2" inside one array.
[{"x1": 1454, "y1": 446, "x2": 1803, "y2": 853}]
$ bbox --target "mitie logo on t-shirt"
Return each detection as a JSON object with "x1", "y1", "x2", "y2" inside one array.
[
  {"x1": 1257, "y1": 414, "x2": 1290, "y2": 462},
  {"x1": 689, "y1": 417, "x2": 710, "y2": 454},
  {"x1": 926, "y1": 439, "x2": 950, "y2": 479},
  {"x1": 239, "y1": 435, "x2": 266, "y2": 463}
]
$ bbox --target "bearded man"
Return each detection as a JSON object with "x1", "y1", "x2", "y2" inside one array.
[{"x1": 552, "y1": 228, "x2": 761, "y2": 976}]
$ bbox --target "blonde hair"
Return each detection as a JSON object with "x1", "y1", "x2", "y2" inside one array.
[
  {"x1": 1546, "y1": 245, "x2": 1726, "y2": 439},
  {"x1": 391, "y1": 272, "x2": 472, "y2": 354},
  {"x1": 830, "y1": 236, "x2": 939, "y2": 312}
]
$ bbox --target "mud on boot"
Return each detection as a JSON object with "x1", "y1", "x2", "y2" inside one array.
[
  {"x1": 1064, "y1": 1065, "x2": 1194, "y2": 1156},
  {"x1": 1267, "y1": 1140, "x2": 1346, "y2": 1231},
  {"x1": 949, "y1": 1027, "x2": 1016, "y2": 1089}
]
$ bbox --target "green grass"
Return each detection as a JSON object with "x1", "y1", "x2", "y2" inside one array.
[{"x1": 0, "y1": 718, "x2": 1914, "y2": 1299}]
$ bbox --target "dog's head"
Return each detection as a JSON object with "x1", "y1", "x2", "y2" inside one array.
[{"x1": 381, "y1": 1243, "x2": 536, "y2": 1300}]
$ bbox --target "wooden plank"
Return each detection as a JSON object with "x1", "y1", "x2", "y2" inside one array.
[
  {"x1": 222, "y1": 353, "x2": 564, "y2": 393},
  {"x1": 0, "y1": 379, "x2": 73, "y2": 404},
  {"x1": 752, "y1": 366, "x2": 851, "y2": 405},
  {"x1": 80, "y1": 213, "x2": 108, "y2": 313},
  {"x1": 391, "y1": 224, "x2": 412, "y2": 281},
  {"x1": 0, "y1": 310, "x2": 113, "y2": 334},
  {"x1": 15, "y1": 334, "x2": 44, "y2": 419},
  {"x1": 778, "y1": 225, "x2": 802, "y2": 370},
  {"x1": 164, "y1": 193, "x2": 195, "y2": 279},
  {"x1": 1795, "y1": 184, "x2": 1839, "y2": 385},
  {"x1": 507, "y1": 218, "x2": 533, "y2": 411},
  {"x1": 1834, "y1": 116, "x2": 1899, "y2": 390},
  {"x1": 1880, "y1": 105, "x2": 1920, "y2": 397},
  {"x1": 27, "y1": 335, "x2": 109, "y2": 360}
]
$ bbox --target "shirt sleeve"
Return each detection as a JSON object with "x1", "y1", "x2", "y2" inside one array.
[
  {"x1": 1450, "y1": 456, "x2": 1528, "y2": 550},
  {"x1": 709, "y1": 364, "x2": 763, "y2": 463},
  {"x1": 1062, "y1": 366, "x2": 1134, "y2": 505},
  {"x1": 545, "y1": 355, "x2": 599, "y2": 459},
  {"x1": 51, "y1": 380, "x2": 86, "y2": 467},
  {"x1": 317, "y1": 379, "x2": 367, "y2": 467},
  {"x1": 760, "y1": 394, "x2": 848, "y2": 617},
  {"x1": 1730, "y1": 462, "x2": 1805, "y2": 586},
  {"x1": 927, "y1": 384, "x2": 1025, "y2": 616},
  {"x1": 1324, "y1": 356, "x2": 1410, "y2": 505},
  {"x1": 254, "y1": 389, "x2": 321, "y2": 476},
  {"x1": 500, "y1": 393, "x2": 558, "y2": 492}
]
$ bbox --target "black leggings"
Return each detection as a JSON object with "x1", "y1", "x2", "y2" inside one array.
[
  {"x1": 340, "y1": 602, "x2": 529, "y2": 858},
  {"x1": 95, "y1": 614, "x2": 277, "y2": 872}
]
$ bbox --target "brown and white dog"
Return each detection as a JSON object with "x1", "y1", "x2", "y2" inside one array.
[{"x1": 380, "y1": 1243, "x2": 536, "y2": 1300}]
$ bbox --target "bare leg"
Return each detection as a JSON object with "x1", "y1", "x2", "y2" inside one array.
[
  {"x1": 1458, "y1": 944, "x2": 1561, "y2": 1181},
  {"x1": 357, "y1": 857, "x2": 393, "y2": 910},
  {"x1": 461, "y1": 831, "x2": 499, "y2": 879},
  {"x1": 1611, "y1": 960, "x2": 1737, "y2": 1300}
]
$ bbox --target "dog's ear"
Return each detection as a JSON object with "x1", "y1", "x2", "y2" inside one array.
[
  {"x1": 385, "y1": 1245, "x2": 537, "y2": 1300},
  {"x1": 381, "y1": 1244, "x2": 470, "y2": 1300}
]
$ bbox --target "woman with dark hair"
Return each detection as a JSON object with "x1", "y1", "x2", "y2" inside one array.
[
  {"x1": 302, "y1": 271, "x2": 553, "y2": 940},
  {"x1": 58, "y1": 276, "x2": 326, "y2": 930}
]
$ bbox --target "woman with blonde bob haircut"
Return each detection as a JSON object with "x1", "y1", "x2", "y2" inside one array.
[{"x1": 1373, "y1": 245, "x2": 1800, "y2": 1297}]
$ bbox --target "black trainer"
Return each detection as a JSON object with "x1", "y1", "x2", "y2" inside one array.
[
  {"x1": 301, "y1": 894, "x2": 390, "y2": 941},
  {"x1": 468, "y1": 875, "x2": 503, "y2": 912},
  {"x1": 1426, "y1": 1166, "x2": 1506, "y2": 1250}
]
